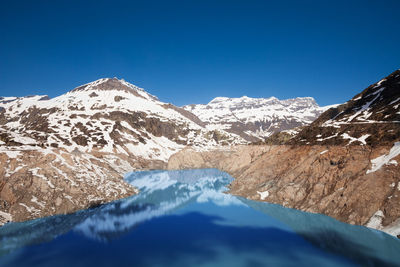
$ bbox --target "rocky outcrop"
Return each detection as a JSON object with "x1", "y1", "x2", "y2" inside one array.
[
  {"x1": 167, "y1": 144, "x2": 400, "y2": 236},
  {"x1": 0, "y1": 147, "x2": 141, "y2": 225}
]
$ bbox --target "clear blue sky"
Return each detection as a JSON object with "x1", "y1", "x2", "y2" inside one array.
[{"x1": 1, "y1": 0, "x2": 399, "y2": 106}]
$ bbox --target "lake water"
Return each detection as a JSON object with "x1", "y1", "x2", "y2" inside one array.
[{"x1": 0, "y1": 169, "x2": 399, "y2": 267}]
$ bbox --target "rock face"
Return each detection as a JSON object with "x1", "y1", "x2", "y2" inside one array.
[
  {"x1": 0, "y1": 149, "x2": 138, "y2": 225},
  {"x1": 0, "y1": 78, "x2": 245, "y2": 224},
  {"x1": 168, "y1": 69, "x2": 400, "y2": 237},
  {"x1": 183, "y1": 96, "x2": 335, "y2": 142}
]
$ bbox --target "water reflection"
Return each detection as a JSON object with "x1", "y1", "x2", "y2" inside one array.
[
  {"x1": 0, "y1": 169, "x2": 399, "y2": 267},
  {"x1": 242, "y1": 199, "x2": 400, "y2": 266},
  {"x1": 74, "y1": 169, "x2": 243, "y2": 241},
  {"x1": 0, "y1": 212, "x2": 355, "y2": 267}
]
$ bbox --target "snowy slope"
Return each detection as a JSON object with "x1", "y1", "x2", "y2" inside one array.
[
  {"x1": 184, "y1": 96, "x2": 335, "y2": 141},
  {"x1": 292, "y1": 69, "x2": 400, "y2": 146},
  {"x1": 0, "y1": 78, "x2": 245, "y2": 162}
]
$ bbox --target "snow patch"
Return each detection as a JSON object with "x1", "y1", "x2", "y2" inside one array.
[
  {"x1": 366, "y1": 210, "x2": 384, "y2": 229},
  {"x1": 366, "y1": 210, "x2": 400, "y2": 237},
  {"x1": 31, "y1": 196, "x2": 45, "y2": 208},
  {"x1": 366, "y1": 142, "x2": 400, "y2": 174},
  {"x1": 316, "y1": 133, "x2": 338, "y2": 142},
  {"x1": 30, "y1": 167, "x2": 55, "y2": 189},
  {"x1": 320, "y1": 150, "x2": 329, "y2": 155},
  {"x1": 389, "y1": 97, "x2": 400, "y2": 106},
  {"x1": 0, "y1": 150, "x2": 21, "y2": 158},
  {"x1": 257, "y1": 190, "x2": 269, "y2": 200},
  {"x1": 0, "y1": 211, "x2": 12, "y2": 222},
  {"x1": 341, "y1": 133, "x2": 370, "y2": 145},
  {"x1": 19, "y1": 203, "x2": 41, "y2": 216}
]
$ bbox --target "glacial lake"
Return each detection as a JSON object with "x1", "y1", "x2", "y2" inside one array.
[{"x1": 0, "y1": 169, "x2": 399, "y2": 267}]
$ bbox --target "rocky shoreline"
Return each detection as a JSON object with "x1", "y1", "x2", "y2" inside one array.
[
  {"x1": 168, "y1": 145, "x2": 400, "y2": 237},
  {"x1": 1, "y1": 143, "x2": 399, "y2": 238},
  {"x1": 0, "y1": 148, "x2": 153, "y2": 225}
]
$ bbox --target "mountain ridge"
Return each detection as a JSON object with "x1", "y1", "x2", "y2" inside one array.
[
  {"x1": 183, "y1": 94, "x2": 336, "y2": 141},
  {"x1": 286, "y1": 69, "x2": 400, "y2": 146}
]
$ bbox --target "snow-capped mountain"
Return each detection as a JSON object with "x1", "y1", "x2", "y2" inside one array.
[
  {"x1": 184, "y1": 96, "x2": 335, "y2": 141},
  {"x1": 0, "y1": 78, "x2": 244, "y2": 162},
  {"x1": 0, "y1": 78, "x2": 245, "y2": 225}
]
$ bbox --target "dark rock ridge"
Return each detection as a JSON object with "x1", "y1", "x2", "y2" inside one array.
[{"x1": 288, "y1": 69, "x2": 400, "y2": 146}]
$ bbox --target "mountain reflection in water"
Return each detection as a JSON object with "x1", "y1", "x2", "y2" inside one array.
[{"x1": 0, "y1": 169, "x2": 399, "y2": 267}]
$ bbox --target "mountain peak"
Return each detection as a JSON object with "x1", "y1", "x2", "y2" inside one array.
[
  {"x1": 72, "y1": 78, "x2": 139, "y2": 92},
  {"x1": 208, "y1": 97, "x2": 230, "y2": 104},
  {"x1": 70, "y1": 78, "x2": 158, "y2": 101}
]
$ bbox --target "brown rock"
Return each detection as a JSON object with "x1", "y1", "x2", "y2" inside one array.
[{"x1": 168, "y1": 144, "x2": 400, "y2": 229}]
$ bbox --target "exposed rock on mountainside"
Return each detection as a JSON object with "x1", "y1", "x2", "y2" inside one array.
[
  {"x1": 0, "y1": 78, "x2": 245, "y2": 225},
  {"x1": 169, "y1": 69, "x2": 400, "y2": 237},
  {"x1": 0, "y1": 149, "x2": 138, "y2": 225},
  {"x1": 290, "y1": 69, "x2": 400, "y2": 146},
  {"x1": 184, "y1": 96, "x2": 335, "y2": 141}
]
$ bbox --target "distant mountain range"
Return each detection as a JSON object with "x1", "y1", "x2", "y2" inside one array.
[{"x1": 184, "y1": 96, "x2": 335, "y2": 141}]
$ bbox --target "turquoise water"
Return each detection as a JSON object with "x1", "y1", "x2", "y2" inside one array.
[{"x1": 0, "y1": 169, "x2": 399, "y2": 266}]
